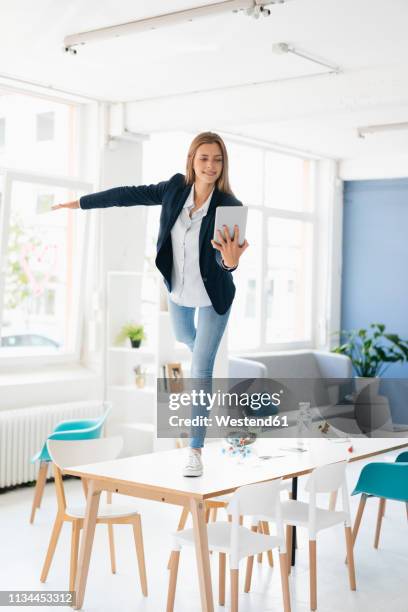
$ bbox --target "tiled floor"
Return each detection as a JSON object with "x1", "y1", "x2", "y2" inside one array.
[{"x1": 1, "y1": 449, "x2": 407, "y2": 611}]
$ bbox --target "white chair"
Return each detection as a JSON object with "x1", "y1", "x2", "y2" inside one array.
[
  {"x1": 167, "y1": 479, "x2": 291, "y2": 612},
  {"x1": 40, "y1": 437, "x2": 148, "y2": 598},
  {"x1": 252, "y1": 461, "x2": 356, "y2": 611}
]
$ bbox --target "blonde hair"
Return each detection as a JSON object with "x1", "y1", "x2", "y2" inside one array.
[{"x1": 185, "y1": 132, "x2": 233, "y2": 195}]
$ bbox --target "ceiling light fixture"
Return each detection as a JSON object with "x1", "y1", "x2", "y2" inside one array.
[
  {"x1": 357, "y1": 121, "x2": 408, "y2": 139},
  {"x1": 63, "y1": 1, "x2": 293, "y2": 53},
  {"x1": 272, "y1": 42, "x2": 341, "y2": 73}
]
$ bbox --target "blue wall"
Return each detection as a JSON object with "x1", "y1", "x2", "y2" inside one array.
[
  {"x1": 342, "y1": 178, "x2": 408, "y2": 379},
  {"x1": 342, "y1": 178, "x2": 408, "y2": 423}
]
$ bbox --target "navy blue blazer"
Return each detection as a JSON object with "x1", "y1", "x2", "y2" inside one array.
[{"x1": 80, "y1": 173, "x2": 243, "y2": 315}]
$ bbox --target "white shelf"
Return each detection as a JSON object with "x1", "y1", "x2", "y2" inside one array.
[
  {"x1": 109, "y1": 346, "x2": 156, "y2": 356},
  {"x1": 109, "y1": 384, "x2": 156, "y2": 394},
  {"x1": 123, "y1": 422, "x2": 155, "y2": 433}
]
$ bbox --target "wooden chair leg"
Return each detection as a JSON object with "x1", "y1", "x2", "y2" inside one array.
[
  {"x1": 329, "y1": 490, "x2": 338, "y2": 511},
  {"x1": 309, "y1": 540, "x2": 317, "y2": 611},
  {"x1": 211, "y1": 507, "x2": 218, "y2": 522},
  {"x1": 344, "y1": 526, "x2": 356, "y2": 591},
  {"x1": 108, "y1": 524, "x2": 116, "y2": 573},
  {"x1": 257, "y1": 521, "x2": 263, "y2": 563},
  {"x1": 132, "y1": 514, "x2": 148, "y2": 596},
  {"x1": 40, "y1": 515, "x2": 64, "y2": 582},
  {"x1": 166, "y1": 550, "x2": 180, "y2": 612},
  {"x1": 167, "y1": 507, "x2": 189, "y2": 569},
  {"x1": 344, "y1": 493, "x2": 368, "y2": 564},
  {"x1": 279, "y1": 552, "x2": 291, "y2": 612},
  {"x1": 262, "y1": 521, "x2": 274, "y2": 567},
  {"x1": 230, "y1": 568, "x2": 239, "y2": 612},
  {"x1": 70, "y1": 520, "x2": 81, "y2": 592},
  {"x1": 286, "y1": 525, "x2": 293, "y2": 575},
  {"x1": 219, "y1": 552, "x2": 226, "y2": 606},
  {"x1": 244, "y1": 525, "x2": 258, "y2": 593},
  {"x1": 352, "y1": 494, "x2": 367, "y2": 547},
  {"x1": 30, "y1": 461, "x2": 48, "y2": 524},
  {"x1": 382, "y1": 498, "x2": 386, "y2": 517},
  {"x1": 374, "y1": 498, "x2": 386, "y2": 549}
]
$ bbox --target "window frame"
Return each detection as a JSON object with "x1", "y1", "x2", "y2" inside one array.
[
  {"x1": 226, "y1": 141, "x2": 318, "y2": 355},
  {"x1": 0, "y1": 167, "x2": 92, "y2": 368}
]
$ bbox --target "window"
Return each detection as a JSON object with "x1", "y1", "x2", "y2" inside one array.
[
  {"x1": 0, "y1": 177, "x2": 89, "y2": 360},
  {"x1": 0, "y1": 118, "x2": 5, "y2": 147},
  {"x1": 142, "y1": 132, "x2": 316, "y2": 353},
  {"x1": 0, "y1": 88, "x2": 91, "y2": 365},
  {"x1": 36, "y1": 111, "x2": 55, "y2": 142},
  {"x1": 228, "y1": 146, "x2": 315, "y2": 352}
]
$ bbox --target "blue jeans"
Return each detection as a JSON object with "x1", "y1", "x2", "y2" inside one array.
[{"x1": 167, "y1": 296, "x2": 231, "y2": 448}]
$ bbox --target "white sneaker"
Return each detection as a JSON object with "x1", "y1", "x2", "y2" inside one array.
[{"x1": 183, "y1": 449, "x2": 203, "y2": 477}]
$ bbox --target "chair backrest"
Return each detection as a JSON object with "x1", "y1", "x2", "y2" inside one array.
[
  {"x1": 227, "y1": 478, "x2": 283, "y2": 518},
  {"x1": 305, "y1": 461, "x2": 350, "y2": 537},
  {"x1": 47, "y1": 436, "x2": 123, "y2": 469},
  {"x1": 227, "y1": 479, "x2": 285, "y2": 567},
  {"x1": 353, "y1": 462, "x2": 408, "y2": 502},
  {"x1": 396, "y1": 451, "x2": 408, "y2": 463},
  {"x1": 305, "y1": 461, "x2": 347, "y2": 494}
]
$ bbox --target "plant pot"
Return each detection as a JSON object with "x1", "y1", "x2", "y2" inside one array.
[
  {"x1": 130, "y1": 338, "x2": 141, "y2": 348},
  {"x1": 354, "y1": 376, "x2": 380, "y2": 397}
]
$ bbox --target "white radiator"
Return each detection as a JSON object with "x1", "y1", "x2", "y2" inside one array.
[{"x1": 0, "y1": 400, "x2": 105, "y2": 488}]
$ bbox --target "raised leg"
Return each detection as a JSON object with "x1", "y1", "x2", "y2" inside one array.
[
  {"x1": 73, "y1": 480, "x2": 101, "y2": 610},
  {"x1": 374, "y1": 498, "x2": 386, "y2": 549},
  {"x1": 70, "y1": 521, "x2": 81, "y2": 592},
  {"x1": 230, "y1": 568, "x2": 239, "y2": 612},
  {"x1": 309, "y1": 540, "x2": 317, "y2": 611},
  {"x1": 279, "y1": 552, "x2": 291, "y2": 612},
  {"x1": 344, "y1": 526, "x2": 356, "y2": 591},
  {"x1": 190, "y1": 497, "x2": 214, "y2": 612},
  {"x1": 166, "y1": 550, "x2": 180, "y2": 612},
  {"x1": 219, "y1": 552, "x2": 226, "y2": 606},
  {"x1": 244, "y1": 525, "x2": 258, "y2": 593},
  {"x1": 30, "y1": 461, "x2": 49, "y2": 524},
  {"x1": 133, "y1": 514, "x2": 148, "y2": 596},
  {"x1": 40, "y1": 514, "x2": 64, "y2": 582}
]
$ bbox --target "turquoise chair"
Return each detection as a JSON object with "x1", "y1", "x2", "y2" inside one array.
[
  {"x1": 29, "y1": 403, "x2": 111, "y2": 524},
  {"x1": 351, "y1": 452, "x2": 408, "y2": 551}
]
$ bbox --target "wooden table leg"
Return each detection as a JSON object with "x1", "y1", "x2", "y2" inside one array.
[
  {"x1": 190, "y1": 497, "x2": 214, "y2": 612},
  {"x1": 73, "y1": 480, "x2": 101, "y2": 610},
  {"x1": 291, "y1": 477, "x2": 298, "y2": 566}
]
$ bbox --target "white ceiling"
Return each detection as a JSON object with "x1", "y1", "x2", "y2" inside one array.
[{"x1": 1, "y1": 0, "x2": 408, "y2": 161}]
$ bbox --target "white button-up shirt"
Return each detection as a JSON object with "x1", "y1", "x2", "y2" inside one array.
[{"x1": 169, "y1": 185, "x2": 213, "y2": 307}]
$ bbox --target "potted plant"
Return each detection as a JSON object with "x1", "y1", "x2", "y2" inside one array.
[
  {"x1": 115, "y1": 323, "x2": 146, "y2": 349},
  {"x1": 332, "y1": 323, "x2": 408, "y2": 393}
]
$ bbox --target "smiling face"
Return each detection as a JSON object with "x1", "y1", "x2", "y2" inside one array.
[{"x1": 192, "y1": 142, "x2": 223, "y2": 187}]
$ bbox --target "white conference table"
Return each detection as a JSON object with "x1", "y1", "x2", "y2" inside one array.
[{"x1": 64, "y1": 438, "x2": 408, "y2": 611}]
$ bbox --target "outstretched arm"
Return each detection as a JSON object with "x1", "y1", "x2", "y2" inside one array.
[{"x1": 51, "y1": 178, "x2": 171, "y2": 211}]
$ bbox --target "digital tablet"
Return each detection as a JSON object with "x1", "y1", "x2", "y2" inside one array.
[{"x1": 213, "y1": 206, "x2": 248, "y2": 247}]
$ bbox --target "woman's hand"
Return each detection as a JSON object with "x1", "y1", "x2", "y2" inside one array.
[
  {"x1": 211, "y1": 224, "x2": 249, "y2": 268},
  {"x1": 51, "y1": 200, "x2": 80, "y2": 211}
]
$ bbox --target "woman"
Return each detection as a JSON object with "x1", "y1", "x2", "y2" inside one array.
[{"x1": 52, "y1": 132, "x2": 249, "y2": 477}]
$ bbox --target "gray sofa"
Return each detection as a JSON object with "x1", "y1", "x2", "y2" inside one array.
[{"x1": 229, "y1": 349, "x2": 352, "y2": 415}]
